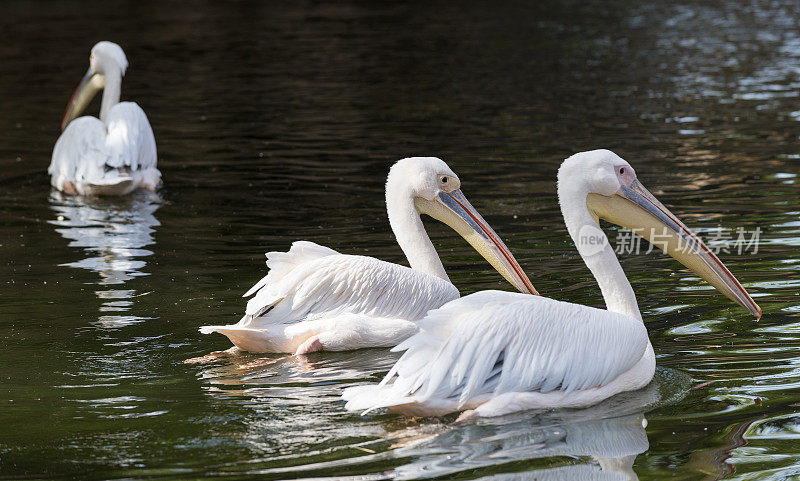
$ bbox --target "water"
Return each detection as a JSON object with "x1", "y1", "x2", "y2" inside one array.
[{"x1": 1, "y1": 0, "x2": 799, "y2": 479}]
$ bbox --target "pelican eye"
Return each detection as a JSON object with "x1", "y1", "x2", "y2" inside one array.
[
  {"x1": 619, "y1": 167, "x2": 625, "y2": 175},
  {"x1": 440, "y1": 176, "x2": 449, "y2": 184}
]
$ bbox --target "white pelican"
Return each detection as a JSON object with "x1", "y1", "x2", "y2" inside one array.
[
  {"x1": 197, "y1": 157, "x2": 537, "y2": 356},
  {"x1": 49, "y1": 41, "x2": 160, "y2": 196},
  {"x1": 343, "y1": 149, "x2": 761, "y2": 418}
]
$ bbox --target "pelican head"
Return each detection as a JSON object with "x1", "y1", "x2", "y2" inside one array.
[
  {"x1": 387, "y1": 157, "x2": 537, "y2": 295},
  {"x1": 559, "y1": 149, "x2": 760, "y2": 318},
  {"x1": 61, "y1": 41, "x2": 129, "y2": 130}
]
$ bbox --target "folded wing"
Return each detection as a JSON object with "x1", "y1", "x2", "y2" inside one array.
[
  {"x1": 348, "y1": 290, "x2": 649, "y2": 411},
  {"x1": 235, "y1": 241, "x2": 460, "y2": 329}
]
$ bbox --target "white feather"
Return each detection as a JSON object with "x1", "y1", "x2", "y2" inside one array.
[
  {"x1": 49, "y1": 102, "x2": 160, "y2": 196},
  {"x1": 343, "y1": 290, "x2": 649, "y2": 413}
]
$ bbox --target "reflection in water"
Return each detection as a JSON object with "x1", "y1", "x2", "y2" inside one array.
[
  {"x1": 191, "y1": 346, "x2": 691, "y2": 480},
  {"x1": 48, "y1": 191, "x2": 161, "y2": 328},
  {"x1": 196, "y1": 349, "x2": 401, "y2": 398},
  {"x1": 387, "y1": 371, "x2": 687, "y2": 481},
  {"x1": 396, "y1": 414, "x2": 648, "y2": 481},
  {"x1": 685, "y1": 415, "x2": 762, "y2": 481}
]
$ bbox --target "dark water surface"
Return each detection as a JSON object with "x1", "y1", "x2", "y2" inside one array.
[{"x1": 1, "y1": 1, "x2": 799, "y2": 479}]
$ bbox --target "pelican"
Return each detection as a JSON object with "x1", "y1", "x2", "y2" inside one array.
[
  {"x1": 197, "y1": 157, "x2": 537, "y2": 356},
  {"x1": 49, "y1": 41, "x2": 160, "y2": 196},
  {"x1": 343, "y1": 149, "x2": 760, "y2": 418}
]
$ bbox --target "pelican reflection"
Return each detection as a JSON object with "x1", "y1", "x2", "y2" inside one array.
[
  {"x1": 48, "y1": 190, "x2": 161, "y2": 327},
  {"x1": 393, "y1": 413, "x2": 647, "y2": 481},
  {"x1": 388, "y1": 368, "x2": 691, "y2": 481}
]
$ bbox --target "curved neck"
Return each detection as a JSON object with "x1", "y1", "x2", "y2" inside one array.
[
  {"x1": 559, "y1": 183, "x2": 641, "y2": 321},
  {"x1": 386, "y1": 183, "x2": 449, "y2": 282},
  {"x1": 100, "y1": 69, "x2": 122, "y2": 125}
]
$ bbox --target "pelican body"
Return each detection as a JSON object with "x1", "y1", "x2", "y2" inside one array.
[
  {"x1": 199, "y1": 157, "x2": 536, "y2": 355},
  {"x1": 344, "y1": 150, "x2": 760, "y2": 418},
  {"x1": 49, "y1": 41, "x2": 160, "y2": 196}
]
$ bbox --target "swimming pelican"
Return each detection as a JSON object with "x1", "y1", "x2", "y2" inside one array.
[
  {"x1": 343, "y1": 149, "x2": 760, "y2": 418},
  {"x1": 49, "y1": 41, "x2": 160, "y2": 196},
  {"x1": 197, "y1": 157, "x2": 537, "y2": 356}
]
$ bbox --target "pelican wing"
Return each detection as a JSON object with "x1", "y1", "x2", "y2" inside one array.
[
  {"x1": 104, "y1": 102, "x2": 157, "y2": 172},
  {"x1": 50, "y1": 116, "x2": 108, "y2": 186},
  {"x1": 238, "y1": 241, "x2": 459, "y2": 329},
  {"x1": 49, "y1": 102, "x2": 159, "y2": 190},
  {"x1": 365, "y1": 290, "x2": 648, "y2": 409}
]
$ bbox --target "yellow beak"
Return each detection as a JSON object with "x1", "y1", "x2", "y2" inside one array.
[
  {"x1": 61, "y1": 68, "x2": 105, "y2": 130},
  {"x1": 587, "y1": 180, "x2": 761, "y2": 319},
  {"x1": 415, "y1": 189, "x2": 538, "y2": 295}
]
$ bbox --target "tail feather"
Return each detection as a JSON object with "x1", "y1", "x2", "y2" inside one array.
[
  {"x1": 87, "y1": 176, "x2": 135, "y2": 196},
  {"x1": 343, "y1": 384, "x2": 418, "y2": 413},
  {"x1": 198, "y1": 325, "x2": 219, "y2": 335},
  {"x1": 198, "y1": 324, "x2": 287, "y2": 352}
]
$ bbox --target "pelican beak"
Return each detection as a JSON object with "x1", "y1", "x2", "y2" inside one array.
[
  {"x1": 415, "y1": 189, "x2": 538, "y2": 295},
  {"x1": 61, "y1": 68, "x2": 105, "y2": 130},
  {"x1": 586, "y1": 179, "x2": 761, "y2": 319}
]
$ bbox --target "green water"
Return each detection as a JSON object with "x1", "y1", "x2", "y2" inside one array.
[{"x1": 1, "y1": 1, "x2": 799, "y2": 479}]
